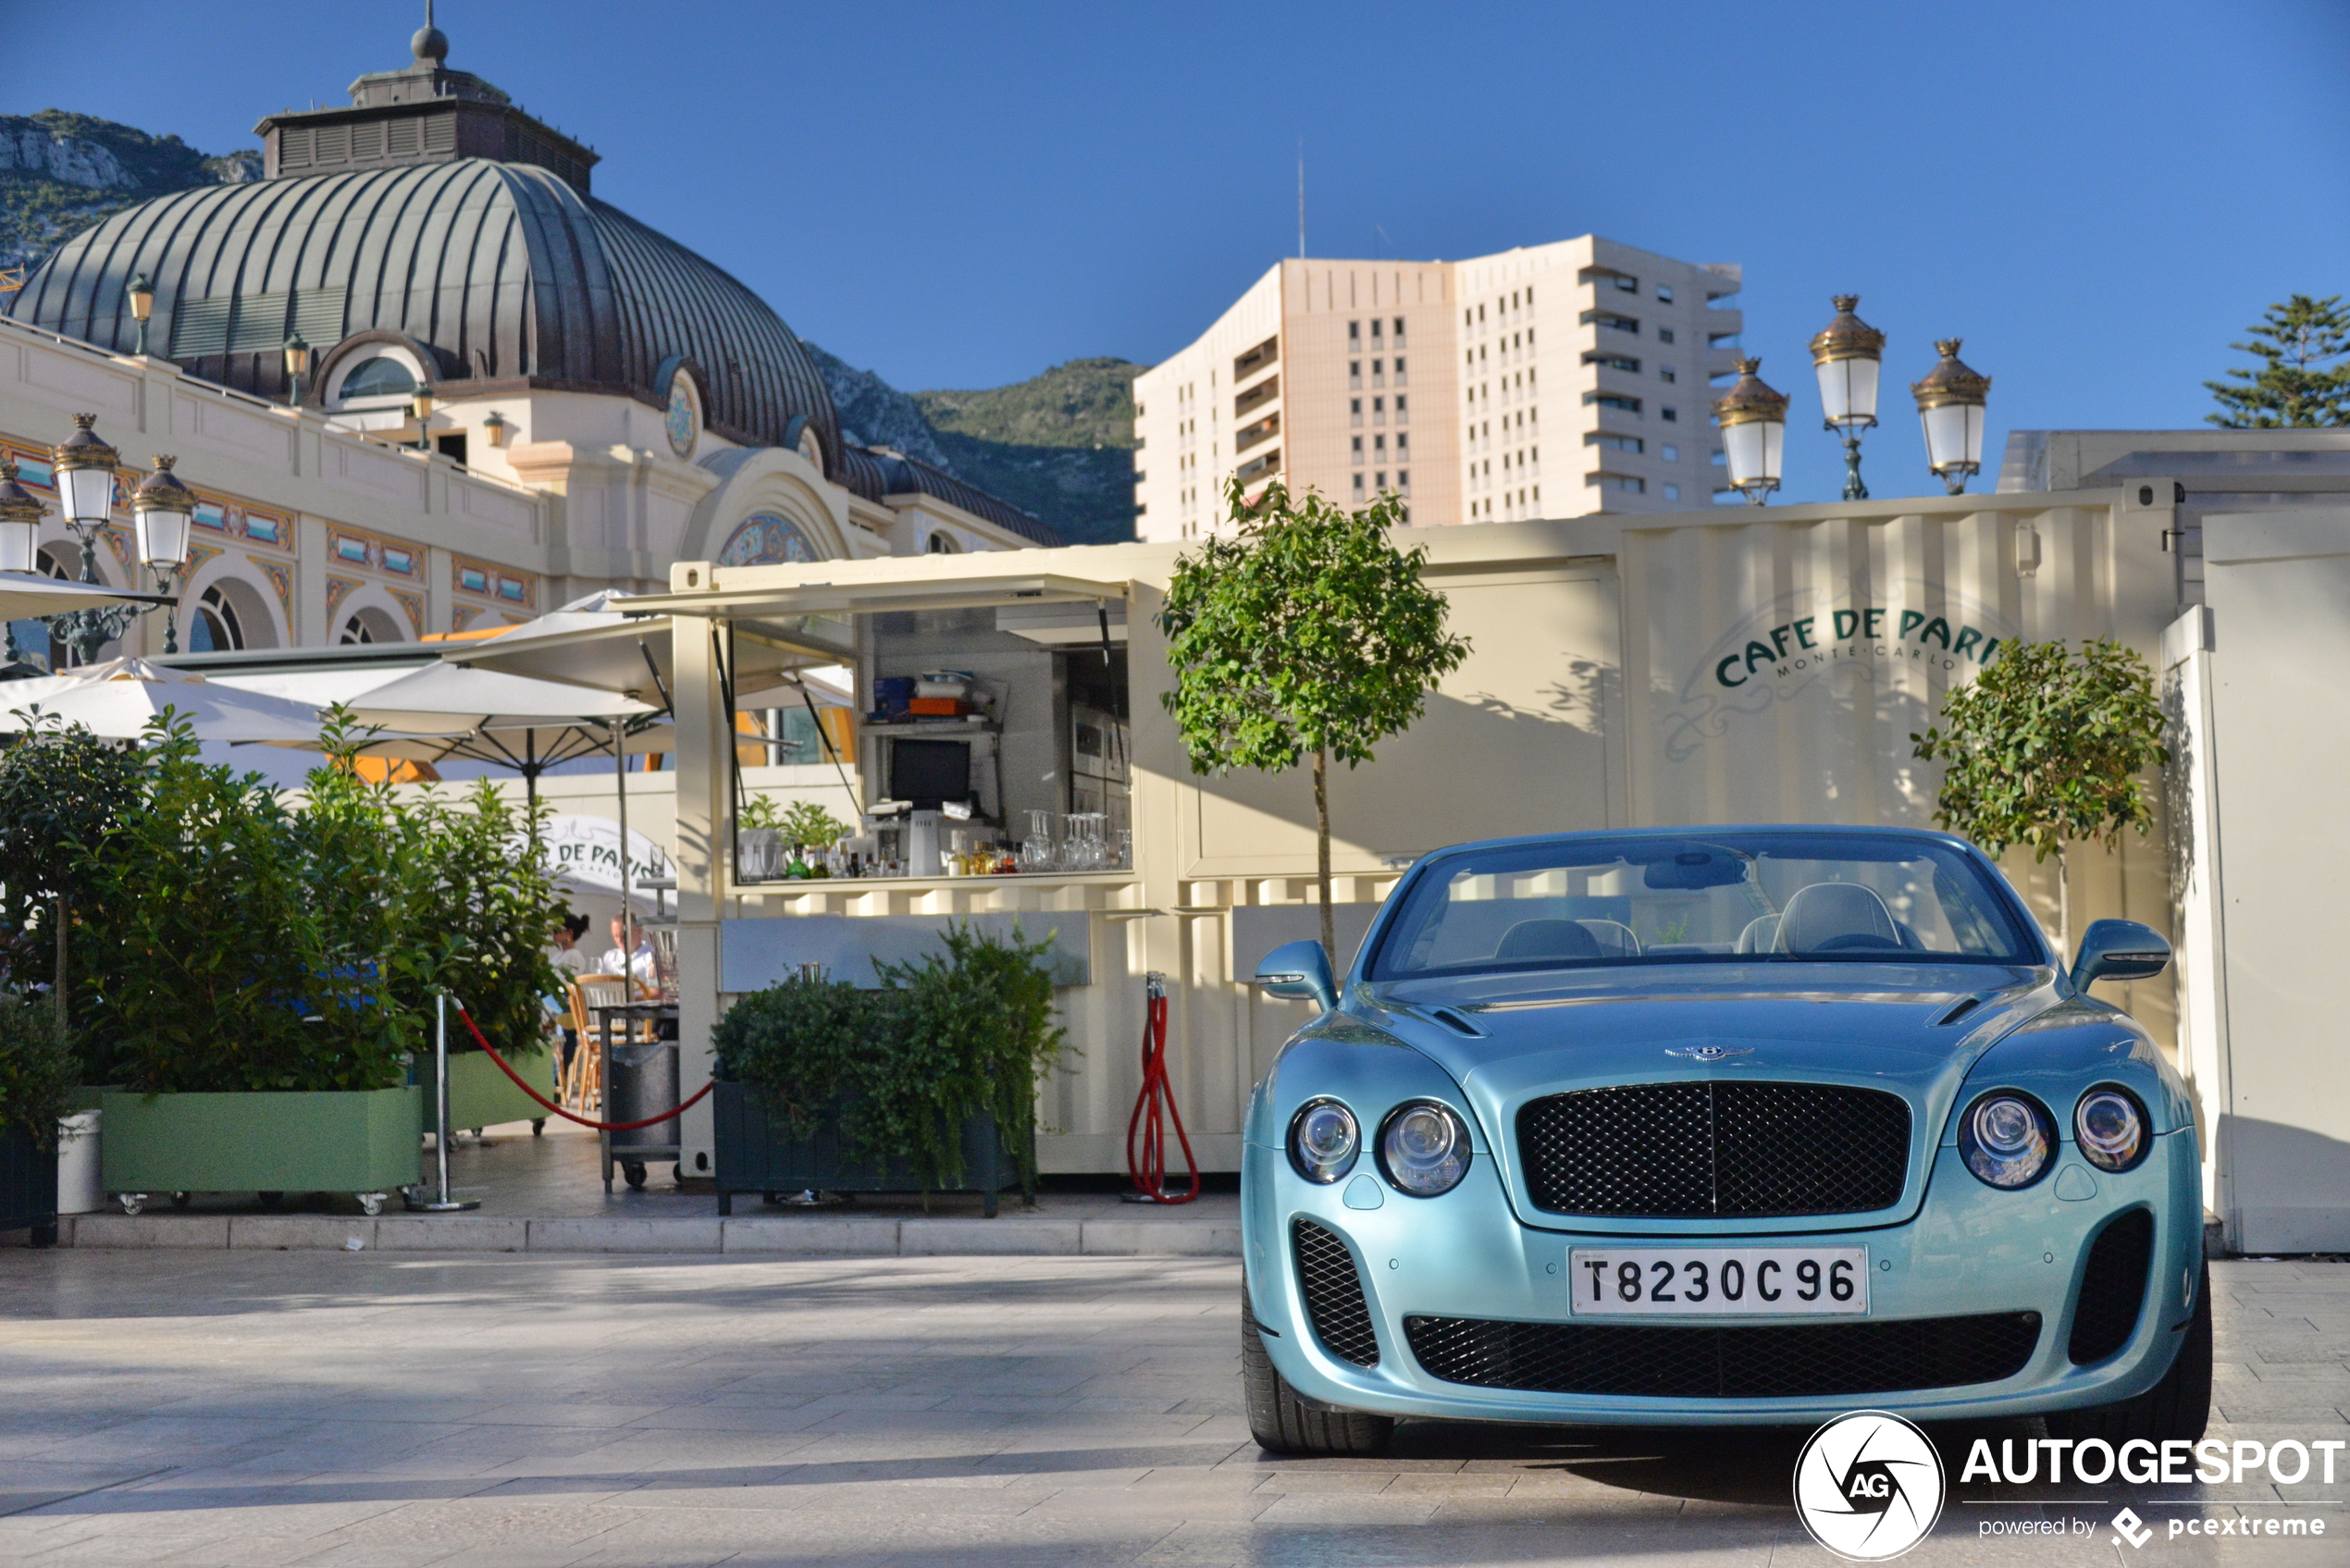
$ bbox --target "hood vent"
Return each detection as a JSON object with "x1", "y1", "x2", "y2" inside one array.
[
  {"x1": 1934, "y1": 996, "x2": 1984, "y2": 1029},
  {"x1": 1429, "y1": 1007, "x2": 1485, "y2": 1037}
]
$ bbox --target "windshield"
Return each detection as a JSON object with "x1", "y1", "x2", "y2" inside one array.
[{"x1": 1367, "y1": 832, "x2": 2037, "y2": 979}]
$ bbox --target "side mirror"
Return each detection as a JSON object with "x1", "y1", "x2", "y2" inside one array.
[
  {"x1": 2072, "y1": 919, "x2": 2171, "y2": 991},
  {"x1": 1254, "y1": 939, "x2": 1338, "y2": 1012}
]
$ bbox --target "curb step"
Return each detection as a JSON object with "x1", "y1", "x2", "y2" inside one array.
[{"x1": 51, "y1": 1211, "x2": 1242, "y2": 1258}]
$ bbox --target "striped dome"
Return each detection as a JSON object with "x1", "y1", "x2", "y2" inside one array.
[{"x1": 6, "y1": 159, "x2": 842, "y2": 469}]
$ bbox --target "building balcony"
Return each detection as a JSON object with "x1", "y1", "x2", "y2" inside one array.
[{"x1": 1233, "y1": 375, "x2": 1279, "y2": 418}]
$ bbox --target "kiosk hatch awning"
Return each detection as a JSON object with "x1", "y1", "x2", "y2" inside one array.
[
  {"x1": 451, "y1": 611, "x2": 854, "y2": 698},
  {"x1": 619, "y1": 569, "x2": 1132, "y2": 623}
]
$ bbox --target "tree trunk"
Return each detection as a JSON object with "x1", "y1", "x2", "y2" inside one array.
[
  {"x1": 52, "y1": 895, "x2": 67, "y2": 1034},
  {"x1": 1314, "y1": 744, "x2": 1336, "y2": 966},
  {"x1": 2055, "y1": 846, "x2": 2071, "y2": 964}
]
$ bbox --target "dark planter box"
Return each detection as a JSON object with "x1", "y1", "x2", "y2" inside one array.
[
  {"x1": 713, "y1": 1079, "x2": 1023, "y2": 1216},
  {"x1": 0, "y1": 1124, "x2": 59, "y2": 1246}
]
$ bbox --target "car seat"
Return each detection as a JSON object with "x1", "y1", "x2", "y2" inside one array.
[
  {"x1": 1775, "y1": 883, "x2": 1902, "y2": 955},
  {"x1": 1495, "y1": 919, "x2": 1604, "y2": 961}
]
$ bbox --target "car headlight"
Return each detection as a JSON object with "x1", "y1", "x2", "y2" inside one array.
[
  {"x1": 1379, "y1": 1101, "x2": 1472, "y2": 1197},
  {"x1": 1289, "y1": 1099, "x2": 1359, "y2": 1183},
  {"x1": 2075, "y1": 1086, "x2": 2149, "y2": 1172},
  {"x1": 1959, "y1": 1091, "x2": 2056, "y2": 1189}
]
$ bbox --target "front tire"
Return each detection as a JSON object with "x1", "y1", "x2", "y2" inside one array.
[
  {"x1": 1242, "y1": 1281, "x2": 1393, "y2": 1456},
  {"x1": 2046, "y1": 1261, "x2": 2212, "y2": 1445}
]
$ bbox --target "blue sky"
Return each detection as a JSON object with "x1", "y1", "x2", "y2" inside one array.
[{"x1": 12, "y1": 0, "x2": 2348, "y2": 503}]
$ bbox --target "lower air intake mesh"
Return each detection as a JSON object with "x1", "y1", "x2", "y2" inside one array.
[
  {"x1": 1292, "y1": 1216, "x2": 1379, "y2": 1367},
  {"x1": 1404, "y1": 1311, "x2": 2041, "y2": 1398},
  {"x1": 2069, "y1": 1209, "x2": 2156, "y2": 1364}
]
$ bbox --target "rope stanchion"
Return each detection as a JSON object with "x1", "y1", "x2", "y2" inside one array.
[
  {"x1": 454, "y1": 1001, "x2": 711, "y2": 1132},
  {"x1": 1123, "y1": 973, "x2": 1199, "y2": 1204}
]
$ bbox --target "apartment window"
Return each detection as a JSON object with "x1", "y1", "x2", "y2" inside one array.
[
  {"x1": 1478, "y1": 303, "x2": 1486, "y2": 322},
  {"x1": 1350, "y1": 360, "x2": 1362, "y2": 388},
  {"x1": 1614, "y1": 275, "x2": 1638, "y2": 291},
  {"x1": 1661, "y1": 444, "x2": 1678, "y2": 462},
  {"x1": 1397, "y1": 432, "x2": 1410, "y2": 455},
  {"x1": 1399, "y1": 469, "x2": 1411, "y2": 494},
  {"x1": 1585, "y1": 393, "x2": 1642, "y2": 414},
  {"x1": 1659, "y1": 367, "x2": 1676, "y2": 383},
  {"x1": 1465, "y1": 349, "x2": 1475, "y2": 369},
  {"x1": 1349, "y1": 320, "x2": 1362, "y2": 342},
  {"x1": 1658, "y1": 327, "x2": 1676, "y2": 344},
  {"x1": 1662, "y1": 406, "x2": 1678, "y2": 422},
  {"x1": 1587, "y1": 474, "x2": 1646, "y2": 494},
  {"x1": 1580, "y1": 310, "x2": 1640, "y2": 334},
  {"x1": 1657, "y1": 285, "x2": 1675, "y2": 302},
  {"x1": 1370, "y1": 318, "x2": 1384, "y2": 342},
  {"x1": 1392, "y1": 317, "x2": 1405, "y2": 340},
  {"x1": 1393, "y1": 356, "x2": 1406, "y2": 385},
  {"x1": 1395, "y1": 395, "x2": 1408, "y2": 421},
  {"x1": 1463, "y1": 308, "x2": 1473, "y2": 327},
  {"x1": 1373, "y1": 397, "x2": 1386, "y2": 424},
  {"x1": 1375, "y1": 471, "x2": 1387, "y2": 488},
  {"x1": 1351, "y1": 398, "x2": 1363, "y2": 426},
  {"x1": 1370, "y1": 358, "x2": 1384, "y2": 386},
  {"x1": 1374, "y1": 435, "x2": 1387, "y2": 456},
  {"x1": 1664, "y1": 484, "x2": 1681, "y2": 500},
  {"x1": 1352, "y1": 473, "x2": 1366, "y2": 498},
  {"x1": 1584, "y1": 352, "x2": 1639, "y2": 374},
  {"x1": 1351, "y1": 435, "x2": 1364, "y2": 463}
]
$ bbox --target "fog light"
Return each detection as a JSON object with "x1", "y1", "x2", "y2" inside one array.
[
  {"x1": 1288, "y1": 1099, "x2": 1358, "y2": 1183},
  {"x1": 1960, "y1": 1091, "x2": 2055, "y2": 1189},
  {"x1": 2075, "y1": 1086, "x2": 2149, "y2": 1172},
  {"x1": 1379, "y1": 1101, "x2": 1472, "y2": 1197}
]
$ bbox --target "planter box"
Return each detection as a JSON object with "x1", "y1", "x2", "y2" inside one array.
[
  {"x1": 414, "y1": 1043, "x2": 555, "y2": 1135},
  {"x1": 713, "y1": 1079, "x2": 1023, "y2": 1216},
  {"x1": 101, "y1": 1087, "x2": 421, "y2": 1206},
  {"x1": 0, "y1": 1125, "x2": 58, "y2": 1245}
]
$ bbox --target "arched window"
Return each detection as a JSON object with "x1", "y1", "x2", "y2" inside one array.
[
  {"x1": 337, "y1": 356, "x2": 418, "y2": 401},
  {"x1": 927, "y1": 530, "x2": 960, "y2": 554},
  {"x1": 339, "y1": 607, "x2": 402, "y2": 645},
  {"x1": 191, "y1": 584, "x2": 245, "y2": 652}
]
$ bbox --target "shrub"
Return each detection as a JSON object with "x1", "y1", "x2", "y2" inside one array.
[
  {"x1": 713, "y1": 922, "x2": 1067, "y2": 1192},
  {"x1": 0, "y1": 990, "x2": 77, "y2": 1148}
]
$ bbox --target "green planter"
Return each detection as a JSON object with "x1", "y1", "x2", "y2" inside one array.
[
  {"x1": 0, "y1": 1125, "x2": 58, "y2": 1246},
  {"x1": 713, "y1": 1079, "x2": 1023, "y2": 1217},
  {"x1": 414, "y1": 1044, "x2": 555, "y2": 1135},
  {"x1": 100, "y1": 1086, "x2": 421, "y2": 1212}
]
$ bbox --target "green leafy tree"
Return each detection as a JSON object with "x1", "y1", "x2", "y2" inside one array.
[
  {"x1": 1910, "y1": 638, "x2": 2168, "y2": 956},
  {"x1": 395, "y1": 780, "x2": 565, "y2": 1056},
  {"x1": 1156, "y1": 477, "x2": 1470, "y2": 959},
  {"x1": 0, "y1": 718, "x2": 140, "y2": 1046},
  {"x1": 0, "y1": 990, "x2": 78, "y2": 1148},
  {"x1": 2205, "y1": 294, "x2": 2350, "y2": 427}
]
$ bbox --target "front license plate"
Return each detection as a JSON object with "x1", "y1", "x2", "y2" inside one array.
[{"x1": 1567, "y1": 1247, "x2": 1869, "y2": 1316}]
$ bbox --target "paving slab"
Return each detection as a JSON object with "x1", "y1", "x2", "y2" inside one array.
[{"x1": 4, "y1": 1250, "x2": 2345, "y2": 1565}]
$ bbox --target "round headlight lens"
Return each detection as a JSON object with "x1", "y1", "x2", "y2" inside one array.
[
  {"x1": 2075, "y1": 1087, "x2": 2149, "y2": 1172},
  {"x1": 1959, "y1": 1091, "x2": 2056, "y2": 1189},
  {"x1": 1379, "y1": 1101, "x2": 1473, "y2": 1197},
  {"x1": 1288, "y1": 1099, "x2": 1359, "y2": 1183}
]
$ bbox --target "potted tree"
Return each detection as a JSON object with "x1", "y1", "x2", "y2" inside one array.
[
  {"x1": 712, "y1": 923, "x2": 1065, "y2": 1216},
  {"x1": 0, "y1": 991, "x2": 74, "y2": 1244},
  {"x1": 77, "y1": 717, "x2": 422, "y2": 1213}
]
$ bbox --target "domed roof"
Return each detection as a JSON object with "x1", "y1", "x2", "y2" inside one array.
[{"x1": 6, "y1": 158, "x2": 843, "y2": 469}]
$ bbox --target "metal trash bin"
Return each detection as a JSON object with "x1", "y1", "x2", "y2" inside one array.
[{"x1": 602, "y1": 1032, "x2": 680, "y2": 1192}]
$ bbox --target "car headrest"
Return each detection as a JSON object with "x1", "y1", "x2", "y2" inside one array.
[
  {"x1": 1496, "y1": 918, "x2": 1603, "y2": 961},
  {"x1": 1776, "y1": 883, "x2": 1899, "y2": 955}
]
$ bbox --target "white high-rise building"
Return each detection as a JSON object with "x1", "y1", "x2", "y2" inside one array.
[{"x1": 1133, "y1": 237, "x2": 1743, "y2": 538}]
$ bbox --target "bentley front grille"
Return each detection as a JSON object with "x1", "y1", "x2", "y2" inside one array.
[
  {"x1": 1515, "y1": 1080, "x2": 1911, "y2": 1217},
  {"x1": 1404, "y1": 1311, "x2": 2041, "y2": 1399},
  {"x1": 1292, "y1": 1216, "x2": 1380, "y2": 1366}
]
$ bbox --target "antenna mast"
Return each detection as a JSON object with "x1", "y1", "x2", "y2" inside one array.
[{"x1": 1296, "y1": 141, "x2": 1305, "y2": 259}]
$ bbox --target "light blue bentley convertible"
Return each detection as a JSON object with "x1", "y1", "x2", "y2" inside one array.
[{"x1": 1242, "y1": 826, "x2": 2207, "y2": 1455}]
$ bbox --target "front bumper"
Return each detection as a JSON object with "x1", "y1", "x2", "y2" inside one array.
[{"x1": 1242, "y1": 1129, "x2": 2201, "y2": 1426}]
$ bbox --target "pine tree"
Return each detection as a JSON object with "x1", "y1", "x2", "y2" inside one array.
[{"x1": 2205, "y1": 294, "x2": 2350, "y2": 427}]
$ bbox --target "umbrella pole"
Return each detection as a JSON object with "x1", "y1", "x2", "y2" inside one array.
[{"x1": 614, "y1": 722, "x2": 632, "y2": 971}]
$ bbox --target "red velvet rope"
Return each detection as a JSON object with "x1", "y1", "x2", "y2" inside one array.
[{"x1": 453, "y1": 1001, "x2": 712, "y2": 1131}]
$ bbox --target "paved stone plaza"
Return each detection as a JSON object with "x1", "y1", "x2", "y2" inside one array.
[{"x1": 0, "y1": 1251, "x2": 2344, "y2": 1566}]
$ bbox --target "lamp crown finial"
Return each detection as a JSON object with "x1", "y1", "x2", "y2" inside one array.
[
  {"x1": 1734, "y1": 355, "x2": 1760, "y2": 375},
  {"x1": 153, "y1": 456, "x2": 177, "y2": 471},
  {"x1": 1832, "y1": 293, "x2": 1860, "y2": 312},
  {"x1": 71, "y1": 413, "x2": 95, "y2": 432},
  {"x1": 1936, "y1": 338, "x2": 1962, "y2": 358}
]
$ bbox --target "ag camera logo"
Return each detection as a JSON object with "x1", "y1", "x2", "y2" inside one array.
[{"x1": 1794, "y1": 1410, "x2": 1946, "y2": 1561}]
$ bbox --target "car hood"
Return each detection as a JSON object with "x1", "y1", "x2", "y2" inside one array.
[{"x1": 1362, "y1": 962, "x2": 2059, "y2": 1235}]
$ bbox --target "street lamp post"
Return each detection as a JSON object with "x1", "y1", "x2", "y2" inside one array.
[
  {"x1": 1912, "y1": 340, "x2": 1992, "y2": 494},
  {"x1": 411, "y1": 387, "x2": 435, "y2": 450},
  {"x1": 132, "y1": 457, "x2": 195, "y2": 655},
  {"x1": 48, "y1": 414, "x2": 142, "y2": 666},
  {"x1": 1712, "y1": 357, "x2": 1789, "y2": 506},
  {"x1": 1810, "y1": 295, "x2": 1885, "y2": 501},
  {"x1": 0, "y1": 458, "x2": 45, "y2": 668},
  {"x1": 127, "y1": 274, "x2": 155, "y2": 359},
  {"x1": 283, "y1": 333, "x2": 311, "y2": 410}
]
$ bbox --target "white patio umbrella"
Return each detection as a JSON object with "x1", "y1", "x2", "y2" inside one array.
[
  {"x1": 0, "y1": 658, "x2": 344, "y2": 745},
  {"x1": 0, "y1": 571, "x2": 171, "y2": 622}
]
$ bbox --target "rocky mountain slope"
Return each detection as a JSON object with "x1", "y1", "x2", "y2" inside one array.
[{"x1": 1, "y1": 111, "x2": 257, "y2": 272}]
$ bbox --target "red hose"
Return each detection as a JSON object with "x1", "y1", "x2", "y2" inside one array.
[
  {"x1": 1125, "y1": 974, "x2": 1199, "y2": 1204},
  {"x1": 454, "y1": 1002, "x2": 712, "y2": 1131}
]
